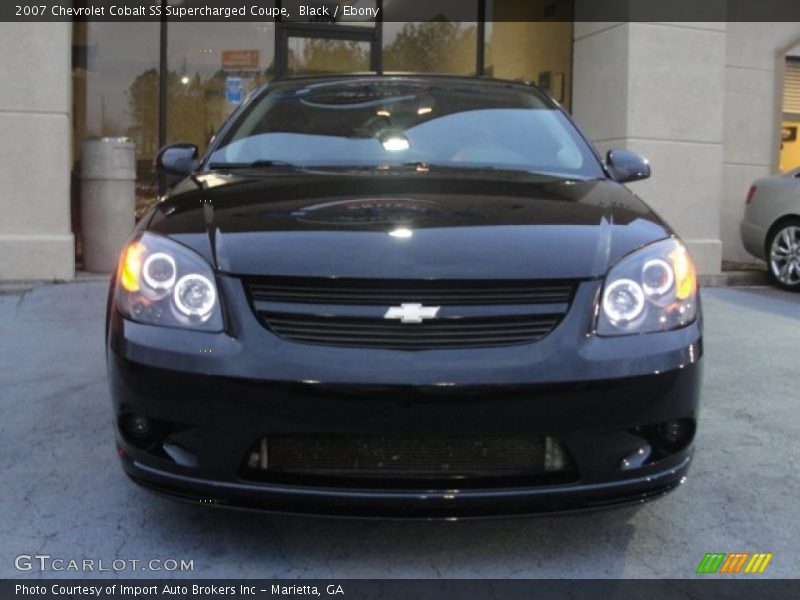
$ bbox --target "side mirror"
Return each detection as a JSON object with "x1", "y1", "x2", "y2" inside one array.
[
  {"x1": 155, "y1": 143, "x2": 199, "y2": 177},
  {"x1": 606, "y1": 149, "x2": 651, "y2": 183}
]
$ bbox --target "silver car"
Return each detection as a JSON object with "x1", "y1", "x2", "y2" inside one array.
[{"x1": 741, "y1": 168, "x2": 800, "y2": 289}]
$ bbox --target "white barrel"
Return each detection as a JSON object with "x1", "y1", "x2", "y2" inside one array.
[{"x1": 80, "y1": 137, "x2": 136, "y2": 272}]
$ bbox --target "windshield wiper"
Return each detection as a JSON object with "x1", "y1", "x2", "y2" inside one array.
[
  {"x1": 207, "y1": 160, "x2": 301, "y2": 171},
  {"x1": 398, "y1": 162, "x2": 552, "y2": 177},
  {"x1": 208, "y1": 160, "x2": 585, "y2": 180},
  {"x1": 400, "y1": 161, "x2": 457, "y2": 170}
]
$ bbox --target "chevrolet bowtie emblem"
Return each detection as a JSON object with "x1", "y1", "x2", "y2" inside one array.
[{"x1": 384, "y1": 303, "x2": 440, "y2": 324}]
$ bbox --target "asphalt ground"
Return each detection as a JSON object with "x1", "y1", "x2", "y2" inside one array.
[{"x1": 1, "y1": 281, "x2": 798, "y2": 578}]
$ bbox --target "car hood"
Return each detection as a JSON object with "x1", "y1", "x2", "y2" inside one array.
[{"x1": 147, "y1": 171, "x2": 672, "y2": 279}]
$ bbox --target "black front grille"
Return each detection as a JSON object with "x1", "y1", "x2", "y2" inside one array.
[
  {"x1": 263, "y1": 313, "x2": 560, "y2": 349},
  {"x1": 247, "y1": 277, "x2": 573, "y2": 306},
  {"x1": 254, "y1": 436, "x2": 550, "y2": 479},
  {"x1": 245, "y1": 276, "x2": 574, "y2": 350}
]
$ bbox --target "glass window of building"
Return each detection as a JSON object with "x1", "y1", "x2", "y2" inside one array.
[
  {"x1": 484, "y1": 1, "x2": 574, "y2": 110},
  {"x1": 286, "y1": 37, "x2": 371, "y2": 76},
  {"x1": 278, "y1": 1, "x2": 378, "y2": 77},
  {"x1": 72, "y1": 21, "x2": 160, "y2": 257},
  {"x1": 382, "y1": 1, "x2": 479, "y2": 75},
  {"x1": 166, "y1": 22, "x2": 276, "y2": 152},
  {"x1": 72, "y1": 0, "x2": 576, "y2": 265},
  {"x1": 382, "y1": 22, "x2": 478, "y2": 75}
]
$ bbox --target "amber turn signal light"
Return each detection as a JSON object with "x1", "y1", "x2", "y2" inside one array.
[{"x1": 120, "y1": 241, "x2": 146, "y2": 292}]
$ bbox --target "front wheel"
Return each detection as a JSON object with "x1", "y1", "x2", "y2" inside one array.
[{"x1": 767, "y1": 218, "x2": 800, "y2": 290}]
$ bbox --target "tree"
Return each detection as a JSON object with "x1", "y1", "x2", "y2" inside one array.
[
  {"x1": 127, "y1": 67, "x2": 270, "y2": 157},
  {"x1": 383, "y1": 21, "x2": 477, "y2": 75},
  {"x1": 289, "y1": 38, "x2": 369, "y2": 75},
  {"x1": 126, "y1": 68, "x2": 159, "y2": 159}
]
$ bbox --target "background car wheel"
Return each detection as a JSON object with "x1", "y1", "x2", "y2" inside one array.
[{"x1": 766, "y1": 218, "x2": 800, "y2": 290}]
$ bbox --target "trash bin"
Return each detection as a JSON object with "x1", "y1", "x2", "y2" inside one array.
[{"x1": 80, "y1": 137, "x2": 136, "y2": 272}]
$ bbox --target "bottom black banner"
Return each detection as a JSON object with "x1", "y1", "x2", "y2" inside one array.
[{"x1": 1, "y1": 580, "x2": 797, "y2": 600}]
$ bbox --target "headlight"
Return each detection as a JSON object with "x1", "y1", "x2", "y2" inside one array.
[
  {"x1": 115, "y1": 232, "x2": 223, "y2": 331},
  {"x1": 597, "y1": 238, "x2": 697, "y2": 335}
]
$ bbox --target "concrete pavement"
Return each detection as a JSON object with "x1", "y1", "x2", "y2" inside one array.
[{"x1": 0, "y1": 281, "x2": 798, "y2": 578}]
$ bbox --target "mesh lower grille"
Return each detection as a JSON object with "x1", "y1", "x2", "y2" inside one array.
[{"x1": 247, "y1": 436, "x2": 552, "y2": 479}]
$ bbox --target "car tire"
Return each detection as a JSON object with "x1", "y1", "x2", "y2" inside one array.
[{"x1": 766, "y1": 218, "x2": 800, "y2": 291}]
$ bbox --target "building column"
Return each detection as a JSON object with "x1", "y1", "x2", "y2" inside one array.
[
  {"x1": 0, "y1": 23, "x2": 74, "y2": 281},
  {"x1": 572, "y1": 21, "x2": 726, "y2": 274}
]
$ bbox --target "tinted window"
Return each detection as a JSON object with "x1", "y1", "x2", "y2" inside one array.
[{"x1": 208, "y1": 80, "x2": 603, "y2": 179}]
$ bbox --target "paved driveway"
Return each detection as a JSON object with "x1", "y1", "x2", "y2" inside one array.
[{"x1": 0, "y1": 282, "x2": 797, "y2": 578}]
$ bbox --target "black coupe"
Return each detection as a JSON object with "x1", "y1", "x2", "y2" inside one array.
[{"x1": 106, "y1": 75, "x2": 702, "y2": 517}]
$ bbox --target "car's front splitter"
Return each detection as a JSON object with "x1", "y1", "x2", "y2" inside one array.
[{"x1": 123, "y1": 452, "x2": 691, "y2": 519}]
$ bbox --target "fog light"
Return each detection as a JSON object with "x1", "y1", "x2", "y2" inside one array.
[
  {"x1": 544, "y1": 437, "x2": 567, "y2": 472},
  {"x1": 655, "y1": 419, "x2": 694, "y2": 453},
  {"x1": 125, "y1": 414, "x2": 151, "y2": 438}
]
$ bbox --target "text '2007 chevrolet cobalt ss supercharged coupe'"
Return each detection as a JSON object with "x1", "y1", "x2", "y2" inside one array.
[{"x1": 106, "y1": 75, "x2": 702, "y2": 518}]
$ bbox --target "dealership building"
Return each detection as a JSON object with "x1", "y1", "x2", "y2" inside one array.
[{"x1": 1, "y1": 1, "x2": 800, "y2": 281}]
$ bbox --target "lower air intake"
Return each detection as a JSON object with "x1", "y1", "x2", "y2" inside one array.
[{"x1": 243, "y1": 435, "x2": 570, "y2": 480}]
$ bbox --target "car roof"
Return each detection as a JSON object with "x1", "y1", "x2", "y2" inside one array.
[{"x1": 263, "y1": 73, "x2": 557, "y2": 105}]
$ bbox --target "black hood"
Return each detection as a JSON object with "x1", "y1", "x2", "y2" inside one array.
[{"x1": 146, "y1": 171, "x2": 672, "y2": 280}]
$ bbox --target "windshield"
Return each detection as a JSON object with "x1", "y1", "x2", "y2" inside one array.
[{"x1": 207, "y1": 80, "x2": 605, "y2": 179}]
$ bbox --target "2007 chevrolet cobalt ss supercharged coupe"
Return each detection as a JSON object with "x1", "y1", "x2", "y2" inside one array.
[{"x1": 106, "y1": 75, "x2": 702, "y2": 518}]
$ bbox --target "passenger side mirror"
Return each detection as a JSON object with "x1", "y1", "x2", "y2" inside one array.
[
  {"x1": 155, "y1": 143, "x2": 199, "y2": 177},
  {"x1": 606, "y1": 149, "x2": 651, "y2": 183}
]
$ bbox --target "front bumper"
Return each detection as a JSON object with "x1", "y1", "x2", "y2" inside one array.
[
  {"x1": 107, "y1": 277, "x2": 702, "y2": 518},
  {"x1": 129, "y1": 455, "x2": 691, "y2": 518}
]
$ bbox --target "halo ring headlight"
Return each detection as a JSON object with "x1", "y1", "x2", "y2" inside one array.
[
  {"x1": 596, "y1": 238, "x2": 697, "y2": 336},
  {"x1": 173, "y1": 273, "x2": 217, "y2": 318},
  {"x1": 142, "y1": 252, "x2": 177, "y2": 291},
  {"x1": 602, "y1": 278, "x2": 645, "y2": 324},
  {"x1": 641, "y1": 258, "x2": 674, "y2": 297},
  {"x1": 116, "y1": 233, "x2": 223, "y2": 331}
]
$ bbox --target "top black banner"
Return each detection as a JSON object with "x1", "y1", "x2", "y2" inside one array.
[{"x1": 3, "y1": 0, "x2": 800, "y2": 23}]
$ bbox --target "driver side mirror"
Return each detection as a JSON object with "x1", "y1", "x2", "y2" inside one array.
[
  {"x1": 606, "y1": 149, "x2": 651, "y2": 183},
  {"x1": 155, "y1": 143, "x2": 199, "y2": 177}
]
